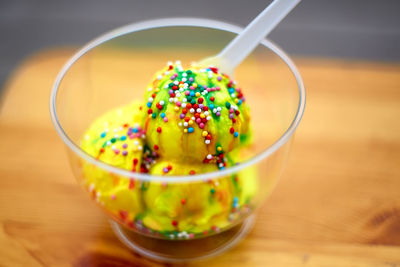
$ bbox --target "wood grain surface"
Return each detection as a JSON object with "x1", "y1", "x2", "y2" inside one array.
[{"x1": 1, "y1": 49, "x2": 400, "y2": 266}]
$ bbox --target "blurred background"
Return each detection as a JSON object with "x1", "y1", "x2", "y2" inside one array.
[{"x1": 1, "y1": 0, "x2": 400, "y2": 94}]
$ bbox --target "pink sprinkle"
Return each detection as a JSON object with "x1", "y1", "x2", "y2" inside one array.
[
  {"x1": 229, "y1": 108, "x2": 234, "y2": 113},
  {"x1": 111, "y1": 195, "x2": 116, "y2": 200},
  {"x1": 216, "y1": 87, "x2": 221, "y2": 91},
  {"x1": 163, "y1": 117, "x2": 168, "y2": 122},
  {"x1": 189, "y1": 233, "x2": 195, "y2": 239},
  {"x1": 176, "y1": 101, "x2": 181, "y2": 106},
  {"x1": 189, "y1": 77, "x2": 194, "y2": 82},
  {"x1": 189, "y1": 86, "x2": 195, "y2": 90},
  {"x1": 114, "y1": 149, "x2": 120, "y2": 155},
  {"x1": 196, "y1": 118, "x2": 201, "y2": 124},
  {"x1": 199, "y1": 123, "x2": 205, "y2": 129},
  {"x1": 217, "y1": 76, "x2": 222, "y2": 81},
  {"x1": 185, "y1": 91, "x2": 190, "y2": 96},
  {"x1": 229, "y1": 114, "x2": 234, "y2": 119}
]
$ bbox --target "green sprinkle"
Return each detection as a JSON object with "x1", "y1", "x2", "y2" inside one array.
[
  {"x1": 110, "y1": 138, "x2": 116, "y2": 143},
  {"x1": 152, "y1": 113, "x2": 157, "y2": 118},
  {"x1": 210, "y1": 188, "x2": 215, "y2": 194},
  {"x1": 225, "y1": 102, "x2": 231, "y2": 109}
]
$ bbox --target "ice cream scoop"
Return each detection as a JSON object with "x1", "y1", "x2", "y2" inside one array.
[{"x1": 143, "y1": 61, "x2": 251, "y2": 164}]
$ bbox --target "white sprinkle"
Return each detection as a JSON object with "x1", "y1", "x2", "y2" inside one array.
[
  {"x1": 183, "y1": 122, "x2": 188, "y2": 127},
  {"x1": 182, "y1": 98, "x2": 187, "y2": 103},
  {"x1": 174, "y1": 81, "x2": 179, "y2": 85},
  {"x1": 207, "y1": 154, "x2": 213, "y2": 159},
  {"x1": 213, "y1": 108, "x2": 217, "y2": 113},
  {"x1": 182, "y1": 77, "x2": 187, "y2": 82},
  {"x1": 148, "y1": 97, "x2": 154, "y2": 103},
  {"x1": 182, "y1": 103, "x2": 186, "y2": 108},
  {"x1": 106, "y1": 141, "x2": 111, "y2": 146},
  {"x1": 196, "y1": 108, "x2": 202, "y2": 113},
  {"x1": 205, "y1": 140, "x2": 211, "y2": 144},
  {"x1": 113, "y1": 129, "x2": 118, "y2": 133},
  {"x1": 217, "y1": 107, "x2": 222, "y2": 111},
  {"x1": 207, "y1": 116, "x2": 211, "y2": 120},
  {"x1": 204, "y1": 111, "x2": 209, "y2": 116},
  {"x1": 148, "y1": 87, "x2": 152, "y2": 91},
  {"x1": 164, "y1": 85, "x2": 168, "y2": 89},
  {"x1": 231, "y1": 93, "x2": 236, "y2": 97},
  {"x1": 164, "y1": 71, "x2": 170, "y2": 75},
  {"x1": 169, "y1": 98, "x2": 173, "y2": 103},
  {"x1": 114, "y1": 134, "x2": 119, "y2": 138},
  {"x1": 160, "y1": 100, "x2": 165, "y2": 105},
  {"x1": 157, "y1": 75, "x2": 162, "y2": 80},
  {"x1": 191, "y1": 116, "x2": 195, "y2": 120},
  {"x1": 84, "y1": 135, "x2": 90, "y2": 140},
  {"x1": 138, "y1": 146, "x2": 143, "y2": 151},
  {"x1": 176, "y1": 93, "x2": 181, "y2": 97},
  {"x1": 182, "y1": 73, "x2": 187, "y2": 77},
  {"x1": 167, "y1": 61, "x2": 173, "y2": 65},
  {"x1": 215, "y1": 181, "x2": 219, "y2": 186},
  {"x1": 134, "y1": 140, "x2": 139, "y2": 145},
  {"x1": 111, "y1": 145, "x2": 116, "y2": 150},
  {"x1": 173, "y1": 98, "x2": 178, "y2": 103},
  {"x1": 178, "y1": 122, "x2": 182, "y2": 127},
  {"x1": 189, "y1": 108, "x2": 195, "y2": 113},
  {"x1": 176, "y1": 60, "x2": 181, "y2": 65}
]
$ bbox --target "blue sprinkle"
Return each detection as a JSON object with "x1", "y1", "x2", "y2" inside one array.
[
  {"x1": 188, "y1": 127, "x2": 194, "y2": 133},
  {"x1": 160, "y1": 112, "x2": 166, "y2": 118},
  {"x1": 233, "y1": 197, "x2": 239, "y2": 203},
  {"x1": 100, "y1": 132, "x2": 106, "y2": 138},
  {"x1": 120, "y1": 135, "x2": 127, "y2": 141},
  {"x1": 147, "y1": 102, "x2": 152, "y2": 108},
  {"x1": 238, "y1": 100, "x2": 242, "y2": 105},
  {"x1": 228, "y1": 88, "x2": 235, "y2": 94},
  {"x1": 190, "y1": 91, "x2": 195, "y2": 97},
  {"x1": 132, "y1": 128, "x2": 139, "y2": 133},
  {"x1": 234, "y1": 132, "x2": 239, "y2": 138},
  {"x1": 209, "y1": 104, "x2": 214, "y2": 109}
]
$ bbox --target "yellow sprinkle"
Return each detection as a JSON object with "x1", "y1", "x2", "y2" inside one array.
[
  {"x1": 217, "y1": 146, "x2": 222, "y2": 152},
  {"x1": 155, "y1": 88, "x2": 160, "y2": 92},
  {"x1": 195, "y1": 92, "x2": 200, "y2": 97},
  {"x1": 184, "y1": 129, "x2": 188, "y2": 133},
  {"x1": 200, "y1": 114, "x2": 205, "y2": 119},
  {"x1": 174, "y1": 106, "x2": 179, "y2": 111},
  {"x1": 202, "y1": 131, "x2": 208, "y2": 137},
  {"x1": 148, "y1": 114, "x2": 152, "y2": 119},
  {"x1": 193, "y1": 83, "x2": 197, "y2": 88},
  {"x1": 235, "y1": 99, "x2": 239, "y2": 103},
  {"x1": 188, "y1": 120, "x2": 193, "y2": 125},
  {"x1": 179, "y1": 84, "x2": 184, "y2": 88}
]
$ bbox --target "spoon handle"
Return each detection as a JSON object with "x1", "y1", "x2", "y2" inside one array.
[{"x1": 219, "y1": 0, "x2": 301, "y2": 70}]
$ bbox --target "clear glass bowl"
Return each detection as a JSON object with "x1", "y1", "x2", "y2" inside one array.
[{"x1": 49, "y1": 18, "x2": 305, "y2": 263}]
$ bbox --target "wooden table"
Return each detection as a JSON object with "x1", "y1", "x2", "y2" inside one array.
[{"x1": 1, "y1": 49, "x2": 400, "y2": 266}]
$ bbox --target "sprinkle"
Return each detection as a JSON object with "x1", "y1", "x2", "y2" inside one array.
[
  {"x1": 206, "y1": 116, "x2": 211, "y2": 121},
  {"x1": 225, "y1": 102, "x2": 231, "y2": 109},
  {"x1": 195, "y1": 92, "x2": 200, "y2": 97},
  {"x1": 189, "y1": 170, "x2": 196, "y2": 175},
  {"x1": 199, "y1": 123, "x2": 205, "y2": 129},
  {"x1": 188, "y1": 127, "x2": 194, "y2": 133},
  {"x1": 111, "y1": 138, "x2": 117, "y2": 143},
  {"x1": 205, "y1": 140, "x2": 211, "y2": 144},
  {"x1": 157, "y1": 127, "x2": 162, "y2": 133},
  {"x1": 230, "y1": 127, "x2": 235, "y2": 134},
  {"x1": 216, "y1": 111, "x2": 221, "y2": 116},
  {"x1": 181, "y1": 199, "x2": 186, "y2": 205},
  {"x1": 163, "y1": 117, "x2": 168, "y2": 122},
  {"x1": 189, "y1": 108, "x2": 195, "y2": 113},
  {"x1": 160, "y1": 112, "x2": 166, "y2": 118},
  {"x1": 154, "y1": 145, "x2": 159, "y2": 150},
  {"x1": 210, "y1": 96, "x2": 215, "y2": 101},
  {"x1": 198, "y1": 97, "x2": 204, "y2": 104},
  {"x1": 234, "y1": 132, "x2": 239, "y2": 137},
  {"x1": 122, "y1": 143, "x2": 128, "y2": 149},
  {"x1": 100, "y1": 132, "x2": 106, "y2": 138},
  {"x1": 217, "y1": 146, "x2": 222, "y2": 152},
  {"x1": 217, "y1": 76, "x2": 222, "y2": 81},
  {"x1": 207, "y1": 154, "x2": 213, "y2": 160},
  {"x1": 202, "y1": 131, "x2": 208, "y2": 137},
  {"x1": 120, "y1": 135, "x2": 126, "y2": 141},
  {"x1": 122, "y1": 150, "x2": 128, "y2": 156},
  {"x1": 147, "y1": 109, "x2": 153, "y2": 114},
  {"x1": 210, "y1": 188, "x2": 215, "y2": 194},
  {"x1": 152, "y1": 113, "x2": 157, "y2": 118},
  {"x1": 172, "y1": 220, "x2": 178, "y2": 227}
]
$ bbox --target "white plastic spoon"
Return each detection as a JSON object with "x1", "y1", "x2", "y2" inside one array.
[{"x1": 198, "y1": 0, "x2": 301, "y2": 76}]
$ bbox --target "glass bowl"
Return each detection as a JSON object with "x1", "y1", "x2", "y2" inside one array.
[{"x1": 49, "y1": 18, "x2": 305, "y2": 263}]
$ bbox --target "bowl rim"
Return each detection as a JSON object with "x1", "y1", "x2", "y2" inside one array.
[{"x1": 49, "y1": 17, "x2": 306, "y2": 183}]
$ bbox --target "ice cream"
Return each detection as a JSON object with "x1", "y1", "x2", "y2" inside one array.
[{"x1": 80, "y1": 61, "x2": 256, "y2": 239}]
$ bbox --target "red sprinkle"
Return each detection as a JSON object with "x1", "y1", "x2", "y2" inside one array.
[
  {"x1": 129, "y1": 179, "x2": 135, "y2": 190},
  {"x1": 198, "y1": 98, "x2": 204, "y2": 104},
  {"x1": 172, "y1": 85, "x2": 178, "y2": 90},
  {"x1": 182, "y1": 108, "x2": 187, "y2": 114},
  {"x1": 189, "y1": 170, "x2": 196, "y2": 175},
  {"x1": 167, "y1": 165, "x2": 172, "y2": 170},
  {"x1": 186, "y1": 103, "x2": 192, "y2": 109},
  {"x1": 154, "y1": 145, "x2": 159, "y2": 150},
  {"x1": 210, "y1": 96, "x2": 215, "y2": 101},
  {"x1": 203, "y1": 106, "x2": 209, "y2": 111},
  {"x1": 209, "y1": 67, "x2": 218, "y2": 73},
  {"x1": 170, "y1": 92, "x2": 175, "y2": 97},
  {"x1": 147, "y1": 109, "x2": 153, "y2": 114},
  {"x1": 172, "y1": 220, "x2": 178, "y2": 227},
  {"x1": 157, "y1": 127, "x2": 162, "y2": 133},
  {"x1": 230, "y1": 127, "x2": 235, "y2": 134},
  {"x1": 99, "y1": 148, "x2": 105, "y2": 153},
  {"x1": 168, "y1": 65, "x2": 173, "y2": 70},
  {"x1": 181, "y1": 199, "x2": 186, "y2": 205},
  {"x1": 152, "y1": 93, "x2": 156, "y2": 98},
  {"x1": 193, "y1": 104, "x2": 199, "y2": 109}
]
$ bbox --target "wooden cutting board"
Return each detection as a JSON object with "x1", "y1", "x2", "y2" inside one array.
[{"x1": 1, "y1": 49, "x2": 400, "y2": 266}]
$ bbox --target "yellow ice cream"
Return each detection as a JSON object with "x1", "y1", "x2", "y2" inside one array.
[{"x1": 80, "y1": 61, "x2": 256, "y2": 239}]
